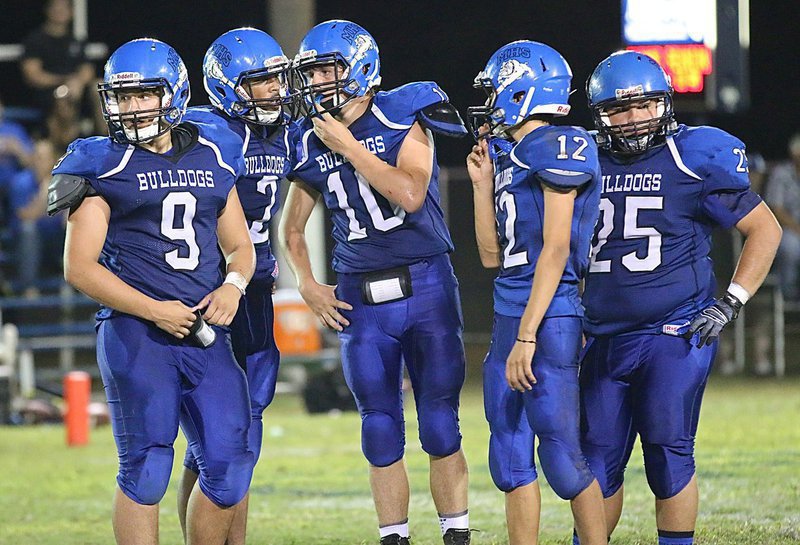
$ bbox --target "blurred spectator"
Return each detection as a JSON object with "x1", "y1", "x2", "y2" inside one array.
[
  {"x1": 715, "y1": 153, "x2": 774, "y2": 375},
  {"x1": 20, "y1": 0, "x2": 95, "y2": 126},
  {"x1": 764, "y1": 133, "x2": 800, "y2": 301},
  {"x1": 748, "y1": 152, "x2": 768, "y2": 194},
  {"x1": 0, "y1": 95, "x2": 35, "y2": 186},
  {"x1": 7, "y1": 139, "x2": 64, "y2": 297},
  {"x1": 46, "y1": 87, "x2": 81, "y2": 155}
]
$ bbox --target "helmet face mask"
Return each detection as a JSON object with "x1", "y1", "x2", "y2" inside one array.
[
  {"x1": 294, "y1": 54, "x2": 360, "y2": 117},
  {"x1": 99, "y1": 39, "x2": 190, "y2": 145},
  {"x1": 467, "y1": 40, "x2": 573, "y2": 142},
  {"x1": 295, "y1": 20, "x2": 382, "y2": 117},
  {"x1": 233, "y1": 60, "x2": 298, "y2": 125},
  {"x1": 594, "y1": 95, "x2": 673, "y2": 155},
  {"x1": 203, "y1": 28, "x2": 299, "y2": 126},
  {"x1": 467, "y1": 79, "x2": 508, "y2": 139},
  {"x1": 587, "y1": 51, "x2": 677, "y2": 156},
  {"x1": 99, "y1": 80, "x2": 177, "y2": 143}
]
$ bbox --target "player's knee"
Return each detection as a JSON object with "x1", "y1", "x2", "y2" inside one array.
[
  {"x1": 362, "y1": 411, "x2": 405, "y2": 467},
  {"x1": 487, "y1": 428, "x2": 538, "y2": 492},
  {"x1": 581, "y1": 442, "x2": 623, "y2": 498},
  {"x1": 198, "y1": 451, "x2": 255, "y2": 508},
  {"x1": 119, "y1": 445, "x2": 174, "y2": 505},
  {"x1": 248, "y1": 416, "x2": 264, "y2": 466},
  {"x1": 538, "y1": 437, "x2": 594, "y2": 500},
  {"x1": 418, "y1": 401, "x2": 461, "y2": 457},
  {"x1": 642, "y1": 440, "x2": 695, "y2": 499},
  {"x1": 182, "y1": 448, "x2": 200, "y2": 474},
  {"x1": 488, "y1": 451, "x2": 538, "y2": 492}
]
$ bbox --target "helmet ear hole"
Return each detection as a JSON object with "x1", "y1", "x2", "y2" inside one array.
[
  {"x1": 512, "y1": 91, "x2": 525, "y2": 104},
  {"x1": 361, "y1": 63, "x2": 370, "y2": 76}
]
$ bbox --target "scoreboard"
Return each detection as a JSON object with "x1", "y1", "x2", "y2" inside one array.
[{"x1": 621, "y1": 0, "x2": 750, "y2": 113}]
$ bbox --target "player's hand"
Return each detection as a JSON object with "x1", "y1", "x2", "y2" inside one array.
[
  {"x1": 298, "y1": 280, "x2": 353, "y2": 331},
  {"x1": 310, "y1": 101, "x2": 357, "y2": 155},
  {"x1": 193, "y1": 283, "x2": 242, "y2": 326},
  {"x1": 506, "y1": 340, "x2": 537, "y2": 392},
  {"x1": 466, "y1": 136, "x2": 494, "y2": 193},
  {"x1": 685, "y1": 293, "x2": 743, "y2": 347},
  {"x1": 147, "y1": 300, "x2": 197, "y2": 339}
]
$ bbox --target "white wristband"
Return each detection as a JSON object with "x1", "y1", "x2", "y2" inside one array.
[
  {"x1": 224, "y1": 272, "x2": 248, "y2": 295},
  {"x1": 727, "y1": 282, "x2": 751, "y2": 304}
]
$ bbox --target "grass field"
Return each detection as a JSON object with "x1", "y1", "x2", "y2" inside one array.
[{"x1": 1, "y1": 377, "x2": 798, "y2": 545}]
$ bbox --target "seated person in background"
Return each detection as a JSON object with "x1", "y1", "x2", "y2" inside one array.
[
  {"x1": 20, "y1": 0, "x2": 97, "y2": 130},
  {"x1": 0, "y1": 95, "x2": 34, "y2": 186},
  {"x1": 9, "y1": 139, "x2": 64, "y2": 297},
  {"x1": 764, "y1": 133, "x2": 800, "y2": 301}
]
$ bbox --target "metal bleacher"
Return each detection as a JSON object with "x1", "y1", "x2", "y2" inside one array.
[
  {"x1": 0, "y1": 286, "x2": 98, "y2": 397},
  {"x1": 0, "y1": 283, "x2": 342, "y2": 404}
]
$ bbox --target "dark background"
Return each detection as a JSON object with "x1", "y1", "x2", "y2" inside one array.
[
  {"x1": 2, "y1": 0, "x2": 798, "y2": 333},
  {"x1": 3, "y1": 0, "x2": 798, "y2": 161}
]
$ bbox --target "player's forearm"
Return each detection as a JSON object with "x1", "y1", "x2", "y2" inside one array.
[
  {"x1": 223, "y1": 242, "x2": 256, "y2": 283},
  {"x1": 64, "y1": 260, "x2": 159, "y2": 321},
  {"x1": 280, "y1": 227, "x2": 318, "y2": 288},
  {"x1": 517, "y1": 245, "x2": 570, "y2": 339},
  {"x1": 344, "y1": 142, "x2": 428, "y2": 213},
  {"x1": 732, "y1": 213, "x2": 782, "y2": 296},
  {"x1": 472, "y1": 189, "x2": 500, "y2": 268}
]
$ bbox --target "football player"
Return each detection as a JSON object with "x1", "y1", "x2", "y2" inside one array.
[
  {"x1": 47, "y1": 39, "x2": 256, "y2": 545},
  {"x1": 280, "y1": 19, "x2": 472, "y2": 545},
  {"x1": 579, "y1": 51, "x2": 782, "y2": 545},
  {"x1": 466, "y1": 40, "x2": 607, "y2": 545},
  {"x1": 177, "y1": 28, "x2": 300, "y2": 545}
]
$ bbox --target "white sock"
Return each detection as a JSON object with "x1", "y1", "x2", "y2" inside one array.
[
  {"x1": 379, "y1": 520, "x2": 409, "y2": 538},
  {"x1": 439, "y1": 510, "x2": 469, "y2": 534}
]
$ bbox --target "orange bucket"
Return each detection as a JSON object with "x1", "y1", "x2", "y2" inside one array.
[{"x1": 273, "y1": 289, "x2": 322, "y2": 355}]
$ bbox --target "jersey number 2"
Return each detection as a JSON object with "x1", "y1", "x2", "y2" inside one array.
[{"x1": 161, "y1": 192, "x2": 200, "y2": 271}]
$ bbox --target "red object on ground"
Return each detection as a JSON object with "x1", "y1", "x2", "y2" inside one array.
[{"x1": 64, "y1": 371, "x2": 91, "y2": 446}]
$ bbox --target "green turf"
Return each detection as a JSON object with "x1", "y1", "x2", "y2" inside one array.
[{"x1": 1, "y1": 377, "x2": 798, "y2": 544}]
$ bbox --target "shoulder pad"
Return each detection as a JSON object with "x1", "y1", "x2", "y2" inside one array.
[
  {"x1": 417, "y1": 102, "x2": 468, "y2": 138},
  {"x1": 675, "y1": 125, "x2": 750, "y2": 193},
  {"x1": 47, "y1": 173, "x2": 96, "y2": 216},
  {"x1": 373, "y1": 81, "x2": 452, "y2": 127}
]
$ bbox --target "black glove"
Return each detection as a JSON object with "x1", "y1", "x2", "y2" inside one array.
[{"x1": 685, "y1": 292, "x2": 744, "y2": 347}]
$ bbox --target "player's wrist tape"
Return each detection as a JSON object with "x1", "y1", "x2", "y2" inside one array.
[
  {"x1": 516, "y1": 337, "x2": 537, "y2": 344},
  {"x1": 726, "y1": 282, "x2": 751, "y2": 305},
  {"x1": 224, "y1": 272, "x2": 248, "y2": 295}
]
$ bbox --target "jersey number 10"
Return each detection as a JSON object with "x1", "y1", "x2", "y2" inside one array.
[{"x1": 327, "y1": 170, "x2": 407, "y2": 240}]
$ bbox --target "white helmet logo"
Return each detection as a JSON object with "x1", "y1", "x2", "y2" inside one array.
[
  {"x1": 352, "y1": 34, "x2": 372, "y2": 62},
  {"x1": 496, "y1": 59, "x2": 534, "y2": 94}
]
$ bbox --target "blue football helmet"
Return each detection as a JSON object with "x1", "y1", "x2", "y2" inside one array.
[
  {"x1": 203, "y1": 28, "x2": 297, "y2": 125},
  {"x1": 294, "y1": 20, "x2": 381, "y2": 116},
  {"x1": 467, "y1": 40, "x2": 572, "y2": 139},
  {"x1": 586, "y1": 50, "x2": 677, "y2": 155},
  {"x1": 98, "y1": 38, "x2": 190, "y2": 144}
]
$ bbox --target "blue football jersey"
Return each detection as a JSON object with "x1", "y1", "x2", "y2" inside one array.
[
  {"x1": 492, "y1": 125, "x2": 601, "y2": 319},
  {"x1": 583, "y1": 125, "x2": 759, "y2": 336},
  {"x1": 184, "y1": 107, "x2": 298, "y2": 280},
  {"x1": 290, "y1": 81, "x2": 454, "y2": 273},
  {"x1": 52, "y1": 122, "x2": 243, "y2": 319}
]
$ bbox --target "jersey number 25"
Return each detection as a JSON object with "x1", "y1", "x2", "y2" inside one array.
[{"x1": 589, "y1": 196, "x2": 663, "y2": 273}]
